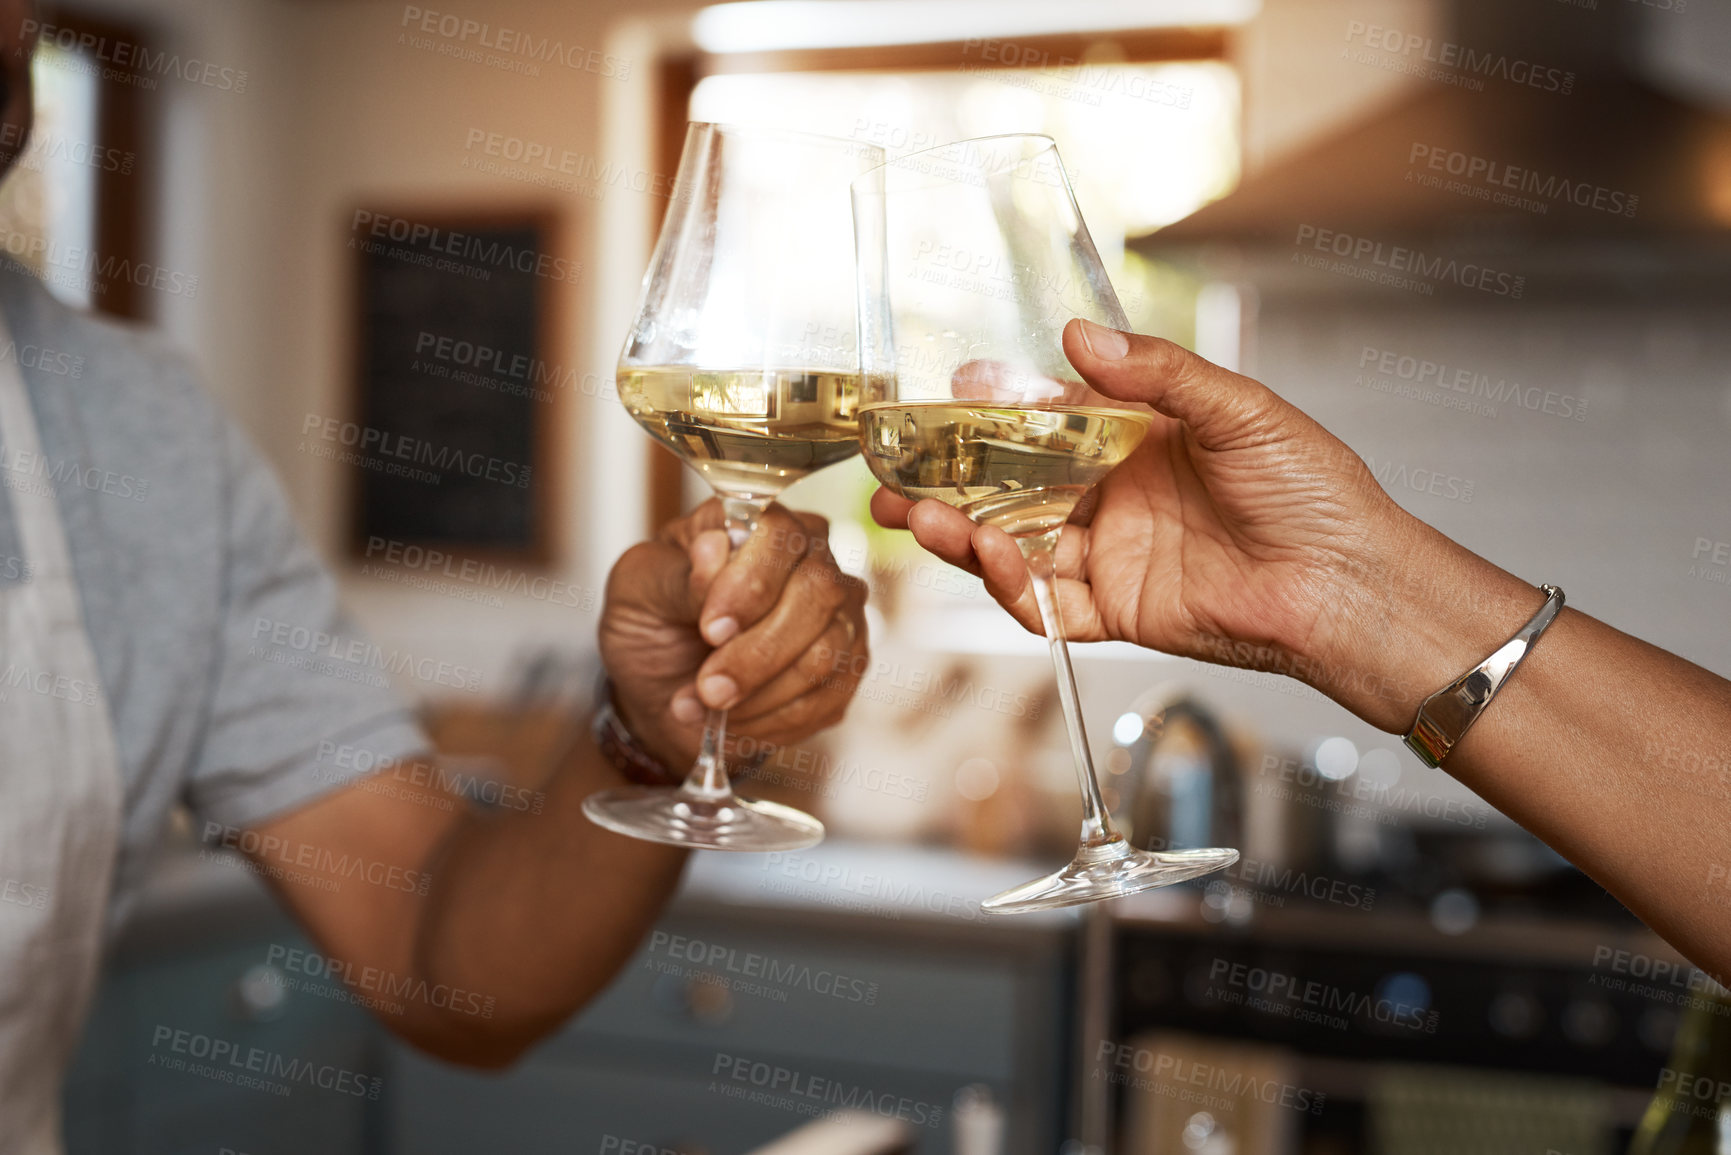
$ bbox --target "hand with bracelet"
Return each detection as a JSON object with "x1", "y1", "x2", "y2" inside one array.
[
  {"x1": 254, "y1": 497, "x2": 867, "y2": 1067},
  {"x1": 873, "y1": 317, "x2": 1731, "y2": 979}
]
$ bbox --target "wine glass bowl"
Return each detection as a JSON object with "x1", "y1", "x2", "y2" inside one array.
[
  {"x1": 583, "y1": 122, "x2": 884, "y2": 852},
  {"x1": 857, "y1": 400, "x2": 1153, "y2": 539},
  {"x1": 617, "y1": 366, "x2": 863, "y2": 507},
  {"x1": 852, "y1": 134, "x2": 1240, "y2": 912}
]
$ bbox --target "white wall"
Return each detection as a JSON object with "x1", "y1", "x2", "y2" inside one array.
[
  {"x1": 274, "y1": 0, "x2": 693, "y2": 687},
  {"x1": 74, "y1": 0, "x2": 703, "y2": 698},
  {"x1": 64, "y1": 0, "x2": 303, "y2": 435},
  {"x1": 1257, "y1": 294, "x2": 1731, "y2": 681}
]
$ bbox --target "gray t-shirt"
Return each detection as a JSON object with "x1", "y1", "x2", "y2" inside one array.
[{"x1": 0, "y1": 264, "x2": 430, "y2": 936}]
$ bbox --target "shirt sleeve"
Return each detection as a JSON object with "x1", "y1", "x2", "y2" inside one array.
[{"x1": 184, "y1": 418, "x2": 431, "y2": 829}]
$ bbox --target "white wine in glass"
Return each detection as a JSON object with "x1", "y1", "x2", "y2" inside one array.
[
  {"x1": 853, "y1": 134, "x2": 1240, "y2": 912},
  {"x1": 582, "y1": 123, "x2": 883, "y2": 852},
  {"x1": 858, "y1": 401, "x2": 1152, "y2": 537},
  {"x1": 620, "y1": 366, "x2": 862, "y2": 502}
]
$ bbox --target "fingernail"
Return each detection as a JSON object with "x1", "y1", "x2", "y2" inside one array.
[
  {"x1": 1079, "y1": 318, "x2": 1129, "y2": 361},
  {"x1": 699, "y1": 674, "x2": 740, "y2": 709},
  {"x1": 670, "y1": 690, "x2": 704, "y2": 724},
  {"x1": 703, "y1": 616, "x2": 739, "y2": 645}
]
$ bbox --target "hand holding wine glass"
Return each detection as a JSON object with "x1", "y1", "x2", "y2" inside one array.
[
  {"x1": 601, "y1": 497, "x2": 868, "y2": 769},
  {"x1": 870, "y1": 320, "x2": 1440, "y2": 735},
  {"x1": 853, "y1": 134, "x2": 1240, "y2": 912},
  {"x1": 584, "y1": 122, "x2": 883, "y2": 851}
]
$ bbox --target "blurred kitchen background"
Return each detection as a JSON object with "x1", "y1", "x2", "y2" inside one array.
[{"x1": 13, "y1": 0, "x2": 1731, "y2": 1151}]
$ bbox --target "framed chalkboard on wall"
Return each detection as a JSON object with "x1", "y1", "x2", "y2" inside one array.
[{"x1": 346, "y1": 207, "x2": 569, "y2": 563}]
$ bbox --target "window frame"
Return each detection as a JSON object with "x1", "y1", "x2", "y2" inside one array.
[
  {"x1": 36, "y1": 6, "x2": 156, "y2": 321},
  {"x1": 644, "y1": 27, "x2": 1237, "y2": 530}
]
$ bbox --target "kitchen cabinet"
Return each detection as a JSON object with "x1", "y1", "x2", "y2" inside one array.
[
  {"x1": 380, "y1": 901, "x2": 1070, "y2": 1153},
  {"x1": 63, "y1": 843, "x2": 1072, "y2": 1154},
  {"x1": 64, "y1": 929, "x2": 381, "y2": 1155}
]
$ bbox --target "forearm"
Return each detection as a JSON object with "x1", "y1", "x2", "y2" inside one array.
[
  {"x1": 1316, "y1": 517, "x2": 1731, "y2": 974},
  {"x1": 406, "y1": 741, "x2": 687, "y2": 1065},
  {"x1": 262, "y1": 500, "x2": 863, "y2": 1069}
]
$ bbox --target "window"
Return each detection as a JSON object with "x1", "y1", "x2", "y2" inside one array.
[
  {"x1": 0, "y1": 11, "x2": 154, "y2": 320},
  {"x1": 0, "y1": 41, "x2": 102, "y2": 310},
  {"x1": 689, "y1": 56, "x2": 1240, "y2": 344}
]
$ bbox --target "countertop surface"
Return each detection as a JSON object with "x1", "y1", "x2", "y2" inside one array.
[
  {"x1": 112, "y1": 836, "x2": 1079, "y2": 959},
  {"x1": 115, "y1": 834, "x2": 1672, "y2": 969}
]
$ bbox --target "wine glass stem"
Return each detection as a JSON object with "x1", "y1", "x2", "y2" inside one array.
[
  {"x1": 678, "y1": 495, "x2": 767, "y2": 801},
  {"x1": 1019, "y1": 530, "x2": 1121, "y2": 852},
  {"x1": 684, "y1": 709, "x2": 734, "y2": 801}
]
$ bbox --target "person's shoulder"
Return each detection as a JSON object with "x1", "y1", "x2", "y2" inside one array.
[
  {"x1": 4, "y1": 265, "x2": 207, "y2": 396},
  {"x1": 5, "y1": 267, "x2": 236, "y2": 454},
  {"x1": 50, "y1": 292, "x2": 201, "y2": 391}
]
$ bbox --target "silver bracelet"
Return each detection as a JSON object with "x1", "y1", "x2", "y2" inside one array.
[{"x1": 1403, "y1": 584, "x2": 1565, "y2": 768}]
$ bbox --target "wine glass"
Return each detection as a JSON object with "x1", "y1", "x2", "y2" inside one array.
[
  {"x1": 851, "y1": 134, "x2": 1240, "y2": 912},
  {"x1": 583, "y1": 122, "x2": 883, "y2": 851}
]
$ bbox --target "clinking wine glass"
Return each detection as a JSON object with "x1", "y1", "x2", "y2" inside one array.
[
  {"x1": 851, "y1": 134, "x2": 1240, "y2": 912},
  {"x1": 582, "y1": 122, "x2": 884, "y2": 851}
]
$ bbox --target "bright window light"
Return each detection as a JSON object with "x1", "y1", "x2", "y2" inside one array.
[
  {"x1": 0, "y1": 43, "x2": 101, "y2": 310},
  {"x1": 691, "y1": 59, "x2": 1239, "y2": 271},
  {"x1": 694, "y1": 0, "x2": 1260, "y2": 53}
]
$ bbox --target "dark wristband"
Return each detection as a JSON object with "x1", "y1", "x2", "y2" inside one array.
[
  {"x1": 591, "y1": 679, "x2": 682, "y2": 787},
  {"x1": 590, "y1": 674, "x2": 773, "y2": 786}
]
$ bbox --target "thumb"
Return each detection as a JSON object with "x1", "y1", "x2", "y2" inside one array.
[{"x1": 1063, "y1": 318, "x2": 1288, "y2": 452}]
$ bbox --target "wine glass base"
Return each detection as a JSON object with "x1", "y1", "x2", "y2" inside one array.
[
  {"x1": 982, "y1": 840, "x2": 1238, "y2": 914},
  {"x1": 582, "y1": 784, "x2": 825, "y2": 852}
]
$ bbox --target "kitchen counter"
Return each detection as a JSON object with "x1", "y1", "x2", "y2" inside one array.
[
  {"x1": 116, "y1": 834, "x2": 1673, "y2": 971},
  {"x1": 114, "y1": 836, "x2": 1077, "y2": 954}
]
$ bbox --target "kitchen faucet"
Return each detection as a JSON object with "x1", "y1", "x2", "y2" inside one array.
[
  {"x1": 1117, "y1": 686, "x2": 1244, "y2": 860},
  {"x1": 1071, "y1": 686, "x2": 1247, "y2": 1152}
]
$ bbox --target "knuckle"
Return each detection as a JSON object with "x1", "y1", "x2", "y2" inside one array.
[
  {"x1": 737, "y1": 568, "x2": 773, "y2": 603},
  {"x1": 820, "y1": 654, "x2": 854, "y2": 692},
  {"x1": 608, "y1": 541, "x2": 671, "y2": 593},
  {"x1": 756, "y1": 509, "x2": 822, "y2": 564},
  {"x1": 817, "y1": 656, "x2": 857, "y2": 694},
  {"x1": 811, "y1": 573, "x2": 849, "y2": 613},
  {"x1": 1142, "y1": 334, "x2": 1193, "y2": 380},
  {"x1": 806, "y1": 548, "x2": 852, "y2": 584},
  {"x1": 790, "y1": 694, "x2": 829, "y2": 727},
  {"x1": 798, "y1": 638, "x2": 841, "y2": 686},
  {"x1": 760, "y1": 503, "x2": 799, "y2": 534},
  {"x1": 743, "y1": 631, "x2": 781, "y2": 669},
  {"x1": 616, "y1": 540, "x2": 659, "y2": 570}
]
